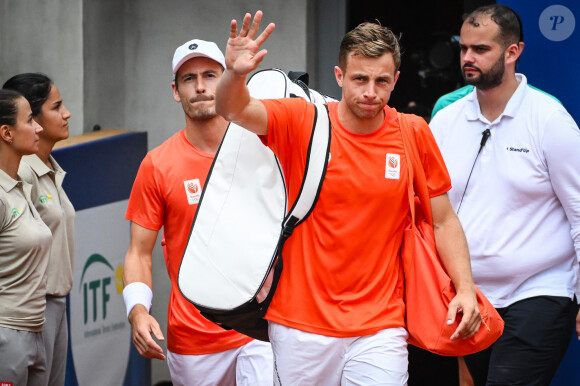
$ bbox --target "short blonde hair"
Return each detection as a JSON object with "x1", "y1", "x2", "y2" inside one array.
[{"x1": 339, "y1": 22, "x2": 401, "y2": 72}]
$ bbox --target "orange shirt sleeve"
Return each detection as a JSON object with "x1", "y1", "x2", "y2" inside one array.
[
  {"x1": 125, "y1": 153, "x2": 165, "y2": 231},
  {"x1": 261, "y1": 98, "x2": 315, "y2": 155},
  {"x1": 412, "y1": 116, "x2": 452, "y2": 197},
  {"x1": 260, "y1": 98, "x2": 316, "y2": 203}
]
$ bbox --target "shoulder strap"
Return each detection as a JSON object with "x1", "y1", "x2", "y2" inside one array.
[
  {"x1": 256, "y1": 102, "x2": 330, "y2": 315},
  {"x1": 281, "y1": 102, "x2": 331, "y2": 238},
  {"x1": 398, "y1": 112, "x2": 432, "y2": 225}
]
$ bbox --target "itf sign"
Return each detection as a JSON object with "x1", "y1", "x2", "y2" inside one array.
[
  {"x1": 539, "y1": 5, "x2": 575, "y2": 41},
  {"x1": 53, "y1": 130, "x2": 149, "y2": 386},
  {"x1": 69, "y1": 201, "x2": 132, "y2": 386}
]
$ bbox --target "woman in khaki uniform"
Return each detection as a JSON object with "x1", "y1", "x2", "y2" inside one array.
[
  {"x1": 3, "y1": 74, "x2": 75, "y2": 386},
  {"x1": 0, "y1": 89, "x2": 52, "y2": 385}
]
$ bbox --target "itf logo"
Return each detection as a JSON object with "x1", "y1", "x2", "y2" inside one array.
[
  {"x1": 79, "y1": 253, "x2": 123, "y2": 326},
  {"x1": 539, "y1": 5, "x2": 575, "y2": 42},
  {"x1": 69, "y1": 200, "x2": 131, "y2": 386}
]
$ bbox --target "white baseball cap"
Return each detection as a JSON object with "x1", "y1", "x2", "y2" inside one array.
[{"x1": 172, "y1": 39, "x2": 226, "y2": 75}]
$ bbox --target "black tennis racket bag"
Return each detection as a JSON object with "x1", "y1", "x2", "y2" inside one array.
[{"x1": 177, "y1": 69, "x2": 334, "y2": 341}]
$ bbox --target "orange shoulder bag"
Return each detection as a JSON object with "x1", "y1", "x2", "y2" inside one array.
[{"x1": 398, "y1": 112, "x2": 504, "y2": 356}]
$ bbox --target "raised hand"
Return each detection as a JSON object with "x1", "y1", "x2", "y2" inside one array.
[{"x1": 225, "y1": 10, "x2": 275, "y2": 76}]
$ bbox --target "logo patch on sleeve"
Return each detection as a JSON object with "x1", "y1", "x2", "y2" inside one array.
[
  {"x1": 183, "y1": 179, "x2": 202, "y2": 205},
  {"x1": 385, "y1": 153, "x2": 400, "y2": 179}
]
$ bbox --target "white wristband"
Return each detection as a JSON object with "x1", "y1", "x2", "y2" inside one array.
[{"x1": 123, "y1": 282, "x2": 153, "y2": 318}]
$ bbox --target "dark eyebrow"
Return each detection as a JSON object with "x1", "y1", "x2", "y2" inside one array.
[
  {"x1": 459, "y1": 43, "x2": 491, "y2": 50},
  {"x1": 179, "y1": 69, "x2": 218, "y2": 79}
]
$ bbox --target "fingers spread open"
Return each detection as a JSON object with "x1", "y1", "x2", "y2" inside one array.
[
  {"x1": 248, "y1": 10, "x2": 263, "y2": 39},
  {"x1": 229, "y1": 19, "x2": 238, "y2": 39},
  {"x1": 255, "y1": 22, "x2": 276, "y2": 47},
  {"x1": 240, "y1": 12, "x2": 252, "y2": 37}
]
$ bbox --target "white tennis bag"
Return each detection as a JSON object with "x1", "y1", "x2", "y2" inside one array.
[{"x1": 177, "y1": 69, "x2": 335, "y2": 341}]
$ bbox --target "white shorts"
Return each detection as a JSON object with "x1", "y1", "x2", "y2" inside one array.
[
  {"x1": 268, "y1": 322, "x2": 409, "y2": 386},
  {"x1": 167, "y1": 339, "x2": 273, "y2": 386}
]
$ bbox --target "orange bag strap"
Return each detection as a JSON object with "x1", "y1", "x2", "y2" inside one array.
[
  {"x1": 397, "y1": 112, "x2": 432, "y2": 226},
  {"x1": 398, "y1": 113, "x2": 417, "y2": 228}
]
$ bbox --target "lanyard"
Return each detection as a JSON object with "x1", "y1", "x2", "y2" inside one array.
[{"x1": 456, "y1": 128, "x2": 491, "y2": 214}]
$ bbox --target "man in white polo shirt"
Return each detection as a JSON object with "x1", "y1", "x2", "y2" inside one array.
[{"x1": 430, "y1": 4, "x2": 580, "y2": 385}]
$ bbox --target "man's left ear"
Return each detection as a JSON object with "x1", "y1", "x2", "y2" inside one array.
[
  {"x1": 506, "y1": 42, "x2": 524, "y2": 64},
  {"x1": 394, "y1": 71, "x2": 400, "y2": 86},
  {"x1": 334, "y1": 66, "x2": 344, "y2": 87}
]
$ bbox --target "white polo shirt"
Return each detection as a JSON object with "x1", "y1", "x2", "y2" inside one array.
[{"x1": 430, "y1": 74, "x2": 580, "y2": 308}]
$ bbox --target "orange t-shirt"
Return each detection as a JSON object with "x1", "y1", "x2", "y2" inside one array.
[
  {"x1": 261, "y1": 99, "x2": 451, "y2": 337},
  {"x1": 125, "y1": 130, "x2": 252, "y2": 355}
]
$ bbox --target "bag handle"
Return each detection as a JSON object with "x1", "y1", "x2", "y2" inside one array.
[
  {"x1": 397, "y1": 112, "x2": 431, "y2": 227},
  {"x1": 261, "y1": 103, "x2": 331, "y2": 316},
  {"x1": 398, "y1": 114, "x2": 417, "y2": 228},
  {"x1": 281, "y1": 102, "x2": 331, "y2": 236}
]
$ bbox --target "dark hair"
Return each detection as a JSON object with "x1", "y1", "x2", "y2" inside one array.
[
  {"x1": 0, "y1": 89, "x2": 23, "y2": 127},
  {"x1": 3, "y1": 73, "x2": 53, "y2": 117},
  {"x1": 339, "y1": 22, "x2": 401, "y2": 72},
  {"x1": 463, "y1": 4, "x2": 523, "y2": 47}
]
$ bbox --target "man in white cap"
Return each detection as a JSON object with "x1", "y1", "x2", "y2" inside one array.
[{"x1": 122, "y1": 39, "x2": 273, "y2": 385}]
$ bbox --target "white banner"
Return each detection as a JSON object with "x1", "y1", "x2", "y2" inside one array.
[{"x1": 69, "y1": 200, "x2": 131, "y2": 386}]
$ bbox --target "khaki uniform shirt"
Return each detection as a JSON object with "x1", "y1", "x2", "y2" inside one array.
[
  {"x1": 19, "y1": 154, "x2": 75, "y2": 296},
  {"x1": 0, "y1": 169, "x2": 52, "y2": 331}
]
